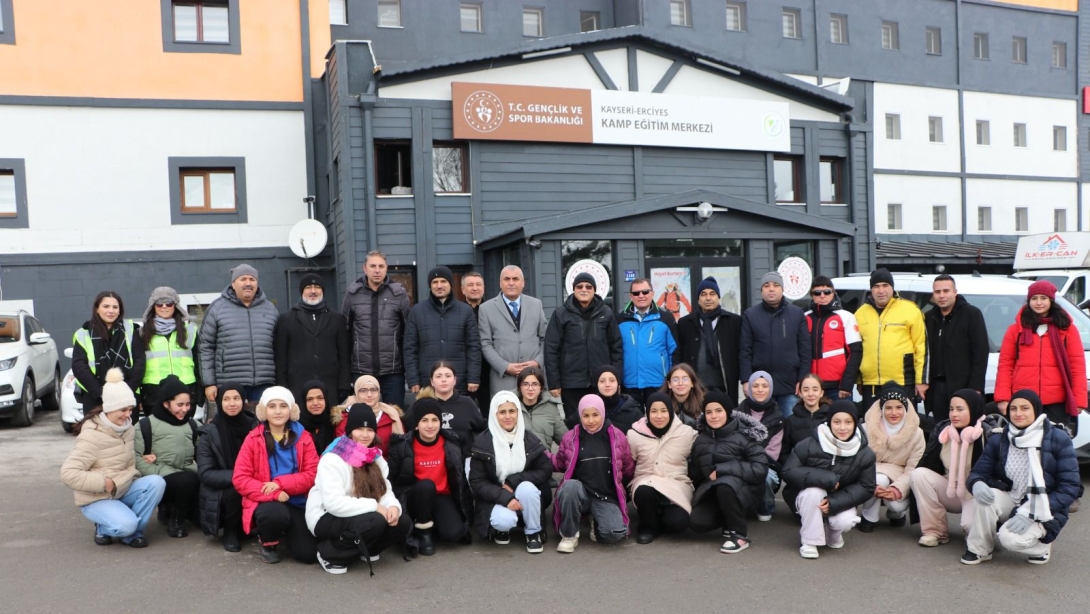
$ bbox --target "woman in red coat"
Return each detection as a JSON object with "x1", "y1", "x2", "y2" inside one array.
[
  {"x1": 232, "y1": 386, "x2": 319, "y2": 564},
  {"x1": 995, "y1": 280, "x2": 1087, "y2": 429}
]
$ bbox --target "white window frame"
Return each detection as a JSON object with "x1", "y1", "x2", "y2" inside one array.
[
  {"x1": 580, "y1": 10, "x2": 600, "y2": 33},
  {"x1": 782, "y1": 8, "x2": 801, "y2": 39},
  {"x1": 933, "y1": 205, "x2": 948, "y2": 232},
  {"x1": 928, "y1": 116, "x2": 944, "y2": 143},
  {"x1": 830, "y1": 14, "x2": 847, "y2": 44},
  {"x1": 377, "y1": 0, "x2": 402, "y2": 28},
  {"x1": 522, "y1": 6, "x2": 544, "y2": 37},
  {"x1": 1013, "y1": 123, "x2": 1027, "y2": 148},
  {"x1": 1012, "y1": 36, "x2": 1027, "y2": 64},
  {"x1": 1054, "y1": 126, "x2": 1067, "y2": 151},
  {"x1": 1015, "y1": 207, "x2": 1029, "y2": 232},
  {"x1": 670, "y1": 0, "x2": 692, "y2": 27},
  {"x1": 974, "y1": 33, "x2": 989, "y2": 59},
  {"x1": 726, "y1": 2, "x2": 746, "y2": 32},
  {"x1": 1055, "y1": 209, "x2": 1068, "y2": 232},
  {"x1": 925, "y1": 27, "x2": 941, "y2": 55},
  {"x1": 459, "y1": 3, "x2": 482, "y2": 33},
  {"x1": 881, "y1": 21, "x2": 899, "y2": 50},
  {"x1": 1052, "y1": 41, "x2": 1067, "y2": 68},
  {"x1": 978, "y1": 207, "x2": 993, "y2": 232},
  {"x1": 976, "y1": 120, "x2": 991, "y2": 146},
  {"x1": 329, "y1": 0, "x2": 347, "y2": 25},
  {"x1": 885, "y1": 114, "x2": 901, "y2": 140},
  {"x1": 887, "y1": 203, "x2": 903, "y2": 231}
]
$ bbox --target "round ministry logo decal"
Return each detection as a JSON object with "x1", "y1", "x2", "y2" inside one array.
[
  {"x1": 777, "y1": 257, "x2": 813, "y2": 301},
  {"x1": 464, "y1": 91, "x2": 505, "y2": 133},
  {"x1": 763, "y1": 112, "x2": 786, "y2": 138}
]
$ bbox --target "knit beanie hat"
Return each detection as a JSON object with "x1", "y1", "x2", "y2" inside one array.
[
  {"x1": 344, "y1": 403, "x2": 379, "y2": 436},
  {"x1": 696, "y1": 276, "x2": 720, "y2": 297},
  {"x1": 100, "y1": 368, "x2": 136, "y2": 413},
  {"x1": 573, "y1": 272, "x2": 597, "y2": 291},
  {"x1": 299, "y1": 273, "x2": 324, "y2": 294},
  {"x1": 407, "y1": 397, "x2": 443, "y2": 431},
  {"x1": 156, "y1": 374, "x2": 191, "y2": 407},
  {"x1": 869, "y1": 268, "x2": 894, "y2": 289},
  {"x1": 827, "y1": 399, "x2": 858, "y2": 427},
  {"x1": 811, "y1": 276, "x2": 835, "y2": 291},
  {"x1": 591, "y1": 364, "x2": 622, "y2": 388},
  {"x1": 256, "y1": 386, "x2": 299, "y2": 422},
  {"x1": 702, "y1": 389, "x2": 734, "y2": 412},
  {"x1": 231, "y1": 263, "x2": 259, "y2": 283},
  {"x1": 760, "y1": 271, "x2": 784, "y2": 288},
  {"x1": 1027, "y1": 280, "x2": 1057, "y2": 301},
  {"x1": 143, "y1": 286, "x2": 188, "y2": 319},
  {"x1": 578, "y1": 394, "x2": 606, "y2": 416},
  {"x1": 427, "y1": 266, "x2": 454, "y2": 286},
  {"x1": 879, "y1": 383, "x2": 913, "y2": 411}
]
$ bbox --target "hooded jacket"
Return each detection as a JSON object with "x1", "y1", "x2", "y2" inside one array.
[
  {"x1": 995, "y1": 307, "x2": 1087, "y2": 407},
  {"x1": 341, "y1": 276, "x2": 412, "y2": 377},
  {"x1": 676, "y1": 308, "x2": 743, "y2": 403},
  {"x1": 304, "y1": 451, "x2": 401, "y2": 533},
  {"x1": 231, "y1": 422, "x2": 319, "y2": 535},
  {"x1": 805, "y1": 295, "x2": 863, "y2": 393},
  {"x1": 274, "y1": 302, "x2": 350, "y2": 397},
  {"x1": 781, "y1": 402, "x2": 831, "y2": 460},
  {"x1": 862, "y1": 401, "x2": 926, "y2": 496},
  {"x1": 618, "y1": 302, "x2": 679, "y2": 389},
  {"x1": 627, "y1": 417, "x2": 699, "y2": 512},
  {"x1": 403, "y1": 294, "x2": 482, "y2": 391},
  {"x1": 740, "y1": 299, "x2": 811, "y2": 395},
  {"x1": 195, "y1": 411, "x2": 259, "y2": 535},
  {"x1": 543, "y1": 294, "x2": 624, "y2": 389},
  {"x1": 782, "y1": 430, "x2": 877, "y2": 516},
  {"x1": 468, "y1": 429, "x2": 552, "y2": 538},
  {"x1": 924, "y1": 295, "x2": 989, "y2": 392},
  {"x1": 520, "y1": 394, "x2": 568, "y2": 451},
  {"x1": 133, "y1": 415, "x2": 197, "y2": 477},
  {"x1": 855, "y1": 293, "x2": 928, "y2": 387},
  {"x1": 60, "y1": 418, "x2": 142, "y2": 507},
  {"x1": 550, "y1": 424, "x2": 635, "y2": 532},
  {"x1": 689, "y1": 412, "x2": 770, "y2": 512},
  {"x1": 199, "y1": 286, "x2": 280, "y2": 387}
]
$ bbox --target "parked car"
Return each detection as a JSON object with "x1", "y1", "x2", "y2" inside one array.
[
  {"x1": 0, "y1": 311, "x2": 61, "y2": 427},
  {"x1": 827, "y1": 273, "x2": 1090, "y2": 464}
]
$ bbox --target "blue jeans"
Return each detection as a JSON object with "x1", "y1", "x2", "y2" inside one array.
[
  {"x1": 759, "y1": 469, "x2": 780, "y2": 517},
  {"x1": 556, "y1": 479, "x2": 627, "y2": 542},
  {"x1": 774, "y1": 394, "x2": 798, "y2": 420},
  {"x1": 80, "y1": 475, "x2": 166, "y2": 543},
  {"x1": 243, "y1": 385, "x2": 270, "y2": 404},
  {"x1": 489, "y1": 482, "x2": 543, "y2": 534}
]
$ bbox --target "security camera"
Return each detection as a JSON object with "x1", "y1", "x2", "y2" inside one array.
[
  {"x1": 696, "y1": 202, "x2": 714, "y2": 220},
  {"x1": 303, "y1": 195, "x2": 316, "y2": 204}
]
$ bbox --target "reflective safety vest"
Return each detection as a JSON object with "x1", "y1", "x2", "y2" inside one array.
[
  {"x1": 142, "y1": 323, "x2": 199, "y2": 385},
  {"x1": 72, "y1": 319, "x2": 137, "y2": 392}
]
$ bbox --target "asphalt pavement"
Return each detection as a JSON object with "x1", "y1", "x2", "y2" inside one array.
[{"x1": 2, "y1": 410, "x2": 1087, "y2": 613}]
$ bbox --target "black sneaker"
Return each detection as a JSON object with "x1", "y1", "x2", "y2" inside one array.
[
  {"x1": 960, "y1": 550, "x2": 991, "y2": 565},
  {"x1": 888, "y1": 515, "x2": 907, "y2": 528},
  {"x1": 94, "y1": 531, "x2": 112, "y2": 546},
  {"x1": 857, "y1": 519, "x2": 875, "y2": 533},
  {"x1": 636, "y1": 532, "x2": 656, "y2": 545},
  {"x1": 493, "y1": 530, "x2": 511, "y2": 545},
  {"x1": 127, "y1": 536, "x2": 148, "y2": 548},
  {"x1": 317, "y1": 552, "x2": 348, "y2": 575},
  {"x1": 525, "y1": 532, "x2": 544, "y2": 554},
  {"x1": 260, "y1": 543, "x2": 281, "y2": 564}
]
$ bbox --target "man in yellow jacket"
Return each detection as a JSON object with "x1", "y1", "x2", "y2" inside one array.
[{"x1": 855, "y1": 268, "x2": 928, "y2": 409}]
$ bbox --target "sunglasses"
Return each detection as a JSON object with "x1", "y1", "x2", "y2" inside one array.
[
  {"x1": 811, "y1": 290, "x2": 834, "y2": 296},
  {"x1": 574, "y1": 283, "x2": 595, "y2": 290},
  {"x1": 630, "y1": 289, "x2": 652, "y2": 296},
  {"x1": 155, "y1": 302, "x2": 176, "y2": 308}
]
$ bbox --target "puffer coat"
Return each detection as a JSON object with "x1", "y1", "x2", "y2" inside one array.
[
  {"x1": 782, "y1": 431, "x2": 877, "y2": 515},
  {"x1": 521, "y1": 394, "x2": 568, "y2": 451},
  {"x1": 341, "y1": 276, "x2": 411, "y2": 377},
  {"x1": 195, "y1": 412, "x2": 259, "y2": 535},
  {"x1": 863, "y1": 402, "x2": 926, "y2": 496},
  {"x1": 403, "y1": 295, "x2": 482, "y2": 391},
  {"x1": 543, "y1": 294, "x2": 624, "y2": 390},
  {"x1": 134, "y1": 415, "x2": 197, "y2": 477},
  {"x1": 60, "y1": 419, "x2": 142, "y2": 507},
  {"x1": 627, "y1": 417, "x2": 698, "y2": 512},
  {"x1": 468, "y1": 430, "x2": 553, "y2": 538},
  {"x1": 689, "y1": 412, "x2": 769, "y2": 512},
  {"x1": 199, "y1": 286, "x2": 279, "y2": 387}
]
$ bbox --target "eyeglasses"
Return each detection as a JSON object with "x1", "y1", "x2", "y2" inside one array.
[
  {"x1": 155, "y1": 302, "x2": 175, "y2": 308},
  {"x1": 520, "y1": 382, "x2": 541, "y2": 388},
  {"x1": 574, "y1": 283, "x2": 594, "y2": 290},
  {"x1": 357, "y1": 387, "x2": 380, "y2": 394},
  {"x1": 811, "y1": 290, "x2": 833, "y2": 296},
  {"x1": 630, "y1": 289, "x2": 652, "y2": 296},
  {"x1": 670, "y1": 376, "x2": 692, "y2": 384}
]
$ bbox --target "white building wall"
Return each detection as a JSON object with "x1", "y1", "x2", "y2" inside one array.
[
  {"x1": 966, "y1": 178, "x2": 1076, "y2": 235},
  {"x1": 874, "y1": 174, "x2": 962, "y2": 234},
  {"x1": 873, "y1": 83, "x2": 961, "y2": 173},
  {"x1": 962, "y1": 92, "x2": 1077, "y2": 177},
  {"x1": 0, "y1": 105, "x2": 308, "y2": 254}
]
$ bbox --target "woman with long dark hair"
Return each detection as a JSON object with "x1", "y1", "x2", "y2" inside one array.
[
  {"x1": 658, "y1": 363, "x2": 705, "y2": 426},
  {"x1": 72, "y1": 291, "x2": 145, "y2": 412},
  {"x1": 139, "y1": 287, "x2": 199, "y2": 417},
  {"x1": 406, "y1": 361, "x2": 484, "y2": 463}
]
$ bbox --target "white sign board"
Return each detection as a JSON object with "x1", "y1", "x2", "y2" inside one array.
[
  {"x1": 778, "y1": 257, "x2": 813, "y2": 301},
  {"x1": 1014, "y1": 232, "x2": 1090, "y2": 270}
]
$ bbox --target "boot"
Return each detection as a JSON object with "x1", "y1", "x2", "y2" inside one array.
[
  {"x1": 167, "y1": 508, "x2": 188, "y2": 538},
  {"x1": 157, "y1": 504, "x2": 171, "y2": 526},
  {"x1": 417, "y1": 528, "x2": 435, "y2": 556},
  {"x1": 222, "y1": 528, "x2": 241, "y2": 552}
]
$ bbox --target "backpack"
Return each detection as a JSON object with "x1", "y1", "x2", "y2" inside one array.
[{"x1": 140, "y1": 416, "x2": 199, "y2": 457}]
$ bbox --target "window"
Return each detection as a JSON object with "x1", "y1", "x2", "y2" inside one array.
[
  {"x1": 375, "y1": 142, "x2": 412, "y2": 195},
  {"x1": 973, "y1": 33, "x2": 989, "y2": 59},
  {"x1": 933, "y1": 206, "x2": 948, "y2": 231},
  {"x1": 433, "y1": 143, "x2": 468, "y2": 193},
  {"x1": 0, "y1": 159, "x2": 27, "y2": 228},
  {"x1": 329, "y1": 0, "x2": 347, "y2": 25},
  {"x1": 925, "y1": 27, "x2": 941, "y2": 55},
  {"x1": 928, "y1": 116, "x2": 944, "y2": 143},
  {"x1": 774, "y1": 157, "x2": 802, "y2": 203},
  {"x1": 782, "y1": 8, "x2": 800, "y2": 39},
  {"x1": 1013, "y1": 123, "x2": 1027, "y2": 148},
  {"x1": 978, "y1": 206, "x2": 992, "y2": 231},
  {"x1": 460, "y1": 3, "x2": 482, "y2": 32},
  {"x1": 0, "y1": 170, "x2": 14, "y2": 218},
  {"x1": 1052, "y1": 42, "x2": 1067, "y2": 68},
  {"x1": 881, "y1": 21, "x2": 899, "y2": 50},
  {"x1": 819, "y1": 158, "x2": 843, "y2": 203},
  {"x1": 670, "y1": 0, "x2": 691, "y2": 26},
  {"x1": 887, "y1": 204, "x2": 903, "y2": 231},
  {"x1": 580, "y1": 11, "x2": 600, "y2": 32},
  {"x1": 377, "y1": 0, "x2": 401, "y2": 27},
  {"x1": 522, "y1": 7, "x2": 544, "y2": 37},
  {"x1": 1054, "y1": 126, "x2": 1067, "y2": 151},
  {"x1": 1012, "y1": 37, "x2": 1027, "y2": 64},
  {"x1": 885, "y1": 114, "x2": 901, "y2": 140},
  {"x1": 830, "y1": 14, "x2": 847, "y2": 44},
  {"x1": 168, "y1": 157, "x2": 247, "y2": 225},
  {"x1": 0, "y1": 0, "x2": 15, "y2": 45},
  {"x1": 1016, "y1": 207, "x2": 1029, "y2": 232},
  {"x1": 726, "y1": 2, "x2": 746, "y2": 32},
  {"x1": 1055, "y1": 209, "x2": 1068, "y2": 232},
  {"x1": 976, "y1": 120, "x2": 990, "y2": 145},
  {"x1": 160, "y1": 0, "x2": 239, "y2": 53}
]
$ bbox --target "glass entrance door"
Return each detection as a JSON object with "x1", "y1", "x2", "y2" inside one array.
[{"x1": 644, "y1": 240, "x2": 746, "y2": 317}]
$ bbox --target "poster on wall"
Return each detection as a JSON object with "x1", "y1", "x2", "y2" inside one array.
[
  {"x1": 651, "y1": 267, "x2": 692, "y2": 320},
  {"x1": 701, "y1": 266, "x2": 742, "y2": 314}
]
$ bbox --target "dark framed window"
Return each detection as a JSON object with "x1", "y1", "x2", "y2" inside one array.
[
  {"x1": 819, "y1": 158, "x2": 844, "y2": 204},
  {"x1": 580, "y1": 11, "x2": 601, "y2": 32},
  {"x1": 0, "y1": 0, "x2": 16, "y2": 45},
  {"x1": 774, "y1": 156, "x2": 802, "y2": 204},
  {"x1": 160, "y1": 0, "x2": 240, "y2": 54},
  {"x1": 168, "y1": 157, "x2": 247, "y2": 225},
  {"x1": 375, "y1": 141, "x2": 413, "y2": 195},
  {"x1": 433, "y1": 142, "x2": 468, "y2": 193},
  {"x1": 0, "y1": 159, "x2": 28, "y2": 228}
]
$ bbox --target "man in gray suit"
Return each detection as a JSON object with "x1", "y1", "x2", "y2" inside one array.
[{"x1": 479, "y1": 265, "x2": 547, "y2": 393}]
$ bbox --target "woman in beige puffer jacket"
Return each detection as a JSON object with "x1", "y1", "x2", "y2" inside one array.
[{"x1": 860, "y1": 385, "x2": 925, "y2": 531}]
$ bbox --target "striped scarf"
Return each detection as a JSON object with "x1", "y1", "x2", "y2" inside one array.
[{"x1": 1007, "y1": 414, "x2": 1052, "y2": 523}]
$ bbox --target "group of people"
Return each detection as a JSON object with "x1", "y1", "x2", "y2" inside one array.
[{"x1": 60, "y1": 257, "x2": 1085, "y2": 573}]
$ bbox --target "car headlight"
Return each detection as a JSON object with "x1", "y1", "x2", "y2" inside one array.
[{"x1": 0, "y1": 358, "x2": 17, "y2": 371}]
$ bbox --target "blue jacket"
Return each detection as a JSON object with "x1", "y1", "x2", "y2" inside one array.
[
  {"x1": 618, "y1": 303, "x2": 679, "y2": 389},
  {"x1": 740, "y1": 300, "x2": 811, "y2": 394},
  {"x1": 967, "y1": 420, "x2": 1080, "y2": 544}
]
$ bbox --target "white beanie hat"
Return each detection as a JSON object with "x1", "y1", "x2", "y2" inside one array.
[
  {"x1": 256, "y1": 386, "x2": 300, "y2": 422},
  {"x1": 101, "y1": 368, "x2": 136, "y2": 413}
]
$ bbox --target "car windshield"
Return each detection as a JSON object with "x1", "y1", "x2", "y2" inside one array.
[{"x1": 0, "y1": 317, "x2": 21, "y2": 342}]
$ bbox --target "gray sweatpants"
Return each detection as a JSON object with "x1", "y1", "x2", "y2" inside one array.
[{"x1": 555, "y1": 479, "x2": 627, "y2": 543}]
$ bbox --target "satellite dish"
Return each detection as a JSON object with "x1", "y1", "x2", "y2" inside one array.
[{"x1": 288, "y1": 219, "x2": 328, "y2": 259}]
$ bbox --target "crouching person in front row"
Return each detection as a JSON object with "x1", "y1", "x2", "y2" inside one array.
[{"x1": 61, "y1": 368, "x2": 166, "y2": 548}]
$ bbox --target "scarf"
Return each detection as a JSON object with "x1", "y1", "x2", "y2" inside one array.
[
  {"x1": 297, "y1": 379, "x2": 333, "y2": 435},
  {"x1": 488, "y1": 391, "x2": 526, "y2": 482},
  {"x1": 816, "y1": 423, "x2": 861, "y2": 464},
  {"x1": 592, "y1": 365, "x2": 623, "y2": 413},
  {"x1": 152, "y1": 400, "x2": 189, "y2": 427},
  {"x1": 698, "y1": 307, "x2": 723, "y2": 368},
  {"x1": 327, "y1": 435, "x2": 382, "y2": 467},
  {"x1": 1008, "y1": 414, "x2": 1053, "y2": 523},
  {"x1": 881, "y1": 412, "x2": 906, "y2": 438},
  {"x1": 939, "y1": 417, "x2": 984, "y2": 499},
  {"x1": 154, "y1": 316, "x2": 177, "y2": 336},
  {"x1": 97, "y1": 412, "x2": 132, "y2": 434},
  {"x1": 299, "y1": 298, "x2": 328, "y2": 313},
  {"x1": 645, "y1": 391, "x2": 674, "y2": 439},
  {"x1": 1019, "y1": 316, "x2": 1078, "y2": 417}
]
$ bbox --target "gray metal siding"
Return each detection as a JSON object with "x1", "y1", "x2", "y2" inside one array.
[
  {"x1": 435, "y1": 196, "x2": 475, "y2": 263},
  {"x1": 615, "y1": 239, "x2": 643, "y2": 299},
  {"x1": 372, "y1": 106, "x2": 413, "y2": 139},
  {"x1": 746, "y1": 240, "x2": 774, "y2": 301},
  {"x1": 817, "y1": 239, "x2": 839, "y2": 278},
  {"x1": 641, "y1": 148, "x2": 768, "y2": 202},
  {"x1": 375, "y1": 202, "x2": 417, "y2": 263},
  {"x1": 537, "y1": 240, "x2": 561, "y2": 317}
]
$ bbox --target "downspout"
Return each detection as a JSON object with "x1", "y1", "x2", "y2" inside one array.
[{"x1": 359, "y1": 74, "x2": 380, "y2": 251}]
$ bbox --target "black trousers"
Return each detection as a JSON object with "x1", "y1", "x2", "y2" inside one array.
[
  {"x1": 632, "y1": 485, "x2": 689, "y2": 535},
  {"x1": 403, "y1": 480, "x2": 467, "y2": 542},
  {"x1": 220, "y1": 488, "x2": 243, "y2": 533},
  {"x1": 561, "y1": 387, "x2": 595, "y2": 421},
  {"x1": 624, "y1": 387, "x2": 661, "y2": 411},
  {"x1": 163, "y1": 471, "x2": 200, "y2": 515},
  {"x1": 252, "y1": 501, "x2": 318, "y2": 563},
  {"x1": 925, "y1": 379, "x2": 951, "y2": 422},
  {"x1": 689, "y1": 484, "x2": 749, "y2": 537},
  {"x1": 313, "y1": 512, "x2": 411, "y2": 565}
]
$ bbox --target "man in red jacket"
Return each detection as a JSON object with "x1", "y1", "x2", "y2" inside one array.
[{"x1": 804, "y1": 277, "x2": 862, "y2": 401}]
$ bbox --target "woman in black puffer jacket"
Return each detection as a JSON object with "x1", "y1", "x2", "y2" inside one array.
[
  {"x1": 196, "y1": 384, "x2": 258, "y2": 552},
  {"x1": 782, "y1": 399, "x2": 876, "y2": 560},
  {"x1": 689, "y1": 391, "x2": 769, "y2": 554}
]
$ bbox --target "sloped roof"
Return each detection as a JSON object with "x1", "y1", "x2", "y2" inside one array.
[{"x1": 876, "y1": 240, "x2": 1017, "y2": 263}]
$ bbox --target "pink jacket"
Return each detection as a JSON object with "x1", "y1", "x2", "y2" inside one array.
[{"x1": 549, "y1": 424, "x2": 635, "y2": 532}]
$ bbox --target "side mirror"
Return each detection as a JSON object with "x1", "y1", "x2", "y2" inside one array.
[
  {"x1": 28, "y1": 332, "x2": 52, "y2": 345},
  {"x1": 64, "y1": 347, "x2": 73, "y2": 359}
]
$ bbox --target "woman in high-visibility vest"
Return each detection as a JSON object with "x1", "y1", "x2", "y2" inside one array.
[
  {"x1": 72, "y1": 291, "x2": 145, "y2": 411},
  {"x1": 140, "y1": 287, "x2": 200, "y2": 417}
]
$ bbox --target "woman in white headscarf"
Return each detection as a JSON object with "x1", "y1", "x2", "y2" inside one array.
[{"x1": 468, "y1": 390, "x2": 553, "y2": 554}]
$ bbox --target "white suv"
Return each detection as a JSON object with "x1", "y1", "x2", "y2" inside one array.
[
  {"x1": 0, "y1": 311, "x2": 61, "y2": 427},
  {"x1": 827, "y1": 273, "x2": 1090, "y2": 463}
]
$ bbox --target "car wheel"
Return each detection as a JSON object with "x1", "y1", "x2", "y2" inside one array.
[
  {"x1": 12, "y1": 378, "x2": 35, "y2": 427},
  {"x1": 41, "y1": 367, "x2": 61, "y2": 411}
]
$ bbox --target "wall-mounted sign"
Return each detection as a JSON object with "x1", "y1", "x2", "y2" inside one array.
[
  {"x1": 564, "y1": 259, "x2": 611, "y2": 299},
  {"x1": 778, "y1": 257, "x2": 813, "y2": 301},
  {"x1": 453, "y1": 82, "x2": 791, "y2": 152}
]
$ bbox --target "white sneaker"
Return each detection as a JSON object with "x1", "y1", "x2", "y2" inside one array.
[
  {"x1": 1028, "y1": 546, "x2": 1051, "y2": 565},
  {"x1": 757, "y1": 514, "x2": 772, "y2": 522},
  {"x1": 827, "y1": 535, "x2": 845, "y2": 549},
  {"x1": 917, "y1": 534, "x2": 949, "y2": 548},
  {"x1": 799, "y1": 545, "x2": 819, "y2": 559},
  {"x1": 317, "y1": 552, "x2": 348, "y2": 575},
  {"x1": 557, "y1": 535, "x2": 579, "y2": 553}
]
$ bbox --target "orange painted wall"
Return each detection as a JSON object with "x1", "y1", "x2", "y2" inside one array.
[
  {"x1": 994, "y1": 0, "x2": 1077, "y2": 10},
  {"x1": 1, "y1": 0, "x2": 330, "y2": 101}
]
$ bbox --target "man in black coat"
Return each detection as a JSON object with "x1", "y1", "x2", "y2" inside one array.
[
  {"x1": 677, "y1": 277, "x2": 743, "y2": 406},
  {"x1": 925, "y1": 274, "x2": 989, "y2": 422},
  {"x1": 740, "y1": 272, "x2": 811, "y2": 420},
  {"x1": 544, "y1": 272, "x2": 624, "y2": 420},
  {"x1": 274, "y1": 273, "x2": 350, "y2": 400},
  {"x1": 404, "y1": 266, "x2": 482, "y2": 395}
]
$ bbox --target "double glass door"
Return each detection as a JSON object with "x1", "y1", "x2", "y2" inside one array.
[{"x1": 644, "y1": 239, "x2": 745, "y2": 318}]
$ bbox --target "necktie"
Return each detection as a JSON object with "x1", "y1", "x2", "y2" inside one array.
[{"x1": 509, "y1": 300, "x2": 519, "y2": 319}]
